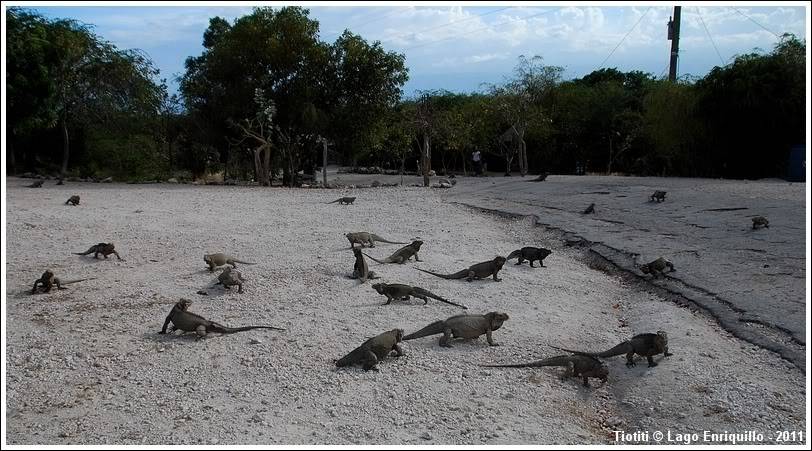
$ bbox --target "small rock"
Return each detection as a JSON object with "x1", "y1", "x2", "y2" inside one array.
[
  {"x1": 420, "y1": 432, "x2": 432, "y2": 440},
  {"x1": 249, "y1": 338, "x2": 262, "y2": 345}
]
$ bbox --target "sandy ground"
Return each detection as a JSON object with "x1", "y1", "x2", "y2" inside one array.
[{"x1": 3, "y1": 177, "x2": 807, "y2": 445}]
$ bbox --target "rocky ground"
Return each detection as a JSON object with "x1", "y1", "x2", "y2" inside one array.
[{"x1": 4, "y1": 177, "x2": 807, "y2": 445}]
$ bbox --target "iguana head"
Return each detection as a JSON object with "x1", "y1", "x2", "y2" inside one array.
[
  {"x1": 392, "y1": 328, "x2": 404, "y2": 342},
  {"x1": 42, "y1": 270, "x2": 54, "y2": 279},
  {"x1": 410, "y1": 240, "x2": 424, "y2": 250},
  {"x1": 657, "y1": 330, "x2": 668, "y2": 343},
  {"x1": 639, "y1": 263, "x2": 651, "y2": 274},
  {"x1": 371, "y1": 283, "x2": 385, "y2": 294},
  {"x1": 493, "y1": 256, "x2": 507, "y2": 268},
  {"x1": 539, "y1": 248, "x2": 552, "y2": 258},
  {"x1": 203, "y1": 254, "x2": 212, "y2": 263},
  {"x1": 487, "y1": 312, "x2": 510, "y2": 329},
  {"x1": 596, "y1": 363, "x2": 609, "y2": 381},
  {"x1": 176, "y1": 298, "x2": 193, "y2": 310}
]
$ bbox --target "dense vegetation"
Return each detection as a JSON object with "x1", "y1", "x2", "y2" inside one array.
[{"x1": 6, "y1": 7, "x2": 806, "y2": 182}]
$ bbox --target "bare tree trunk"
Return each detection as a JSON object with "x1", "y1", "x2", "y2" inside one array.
[
  {"x1": 519, "y1": 139, "x2": 528, "y2": 176},
  {"x1": 607, "y1": 134, "x2": 613, "y2": 174},
  {"x1": 322, "y1": 140, "x2": 327, "y2": 186},
  {"x1": 60, "y1": 116, "x2": 70, "y2": 178},
  {"x1": 8, "y1": 130, "x2": 16, "y2": 175},
  {"x1": 421, "y1": 133, "x2": 431, "y2": 187}
]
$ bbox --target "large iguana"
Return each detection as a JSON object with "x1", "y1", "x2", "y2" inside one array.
[
  {"x1": 506, "y1": 247, "x2": 551, "y2": 268},
  {"x1": 335, "y1": 329, "x2": 404, "y2": 371},
  {"x1": 65, "y1": 195, "x2": 80, "y2": 206},
  {"x1": 582, "y1": 203, "x2": 595, "y2": 214},
  {"x1": 639, "y1": 257, "x2": 675, "y2": 278},
  {"x1": 349, "y1": 248, "x2": 378, "y2": 283},
  {"x1": 551, "y1": 331, "x2": 673, "y2": 368},
  {"x1": 403, "y1": 312, "x2": 509, "y2": 347},
  {"x1": 213, "y1": 267, "x2": 246, "y2": 293},
  {"x1": 328, "y1": 197, "x2": 356, "y2": 205},
  {"x1": 31, "y1": 270, "x2": 93, "y2": 294},
  {"x1": 483, "y1": 355, "x2": 609, "y2": 387},
  {"x1": 73, "y1": 243, "x2": 123, "y2": 260},
  {"x1": 363, "y1": 240, "x2": 423, "y2": 264},
  {"x1": 751, "y1": 216, "x2": 770, "y2": 229},
  {"x1": 372, "y1": 283, "x2": 467, "y2": 309},
  {"x1": 650, "y1": 190, "x2": 667, "y2": 202},
  {"x1": 204, "y1": 253, "x2": 256, "y2": 272},
  {"x1": 27, "y1": 180, "x2": 44, "y2": 188},
  {"x1": 415, "y1": 256, "x2": 506, "y2": 282},
  {"x1": 159, "y1": 299, "x2": 284, "y2": 337},
  {"x1": 346, "y1": 232, "x2": 406, "y2": 248}
]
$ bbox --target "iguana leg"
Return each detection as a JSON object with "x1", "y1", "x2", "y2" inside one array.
[
  {"x1": 383, "y1": 295, "x2": 393, "y2": 305},
  {"x1": 529, "y1": 260, "x2": 535, "y2": 267},
  {"x1": 560, "y1": 362, "x2": 575, "y2": 380},
  {"x1": 646, "y1": 355, "x2": 657, "y2": 367},
  {"x1": 440, "y1": 328, "x2": 453, "y2": 347},
  {"x1": 582, "y1": 375, "x2": 590, "y2": 387},
  {"x1": 195, "y1": 325, "x2": 208, "y2": 338},
  {"x1": 413, "y1": 253, "x2": 421, "y2": 262},
  {"x1": 493, "y1": 270, "x2": 502, "y2": 282},
  {"x1": 362, "y1": 351, "x2": 379, "y2": 371},
  {"x1": 54, "y1": 278, "x2": 66, "y2": 290},
  {"x1": 113, "y1": 251, "x2": 123, "y2": 260},
  {"x1": 237, "y1": 283, "x2": 244, "y2": 294},
  {"x1": 31, "y1": 280, "x2": 42, "y2": 294},
  {"x1": 625, "y1": 352, "x2": 636, "y2": 367},
  {"x1": 393, "y1": 344, "x2": 404, "y2": 357},
  {"x1": 415, "y1": 295, "x2": 428, "y2": 305},
  {"x1": 664, "y1": 347, "x2": 673, "y2": 357},
  {"x1": 539, "y1": 260, "x2": 546, "y2": 267},
  {"x1": 208, "y1": 263, "x2": 215, "y2": 272},
  {"x1": 159, "y1": 316, "x2": 173, "y2": 334},
  {"x1": 466, "y1": 271, "x2": 475, "y2": 282},
  {"x1": 516, "y1": 256, "x2": 525, "y2": 265},
  {"x1": 486, "y1": 329, "x2": 499, "y2": 346}
]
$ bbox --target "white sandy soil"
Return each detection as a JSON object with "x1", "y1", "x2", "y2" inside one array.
[{"x1": 3, "y1": 179, "x2": 806, "y2": 445}]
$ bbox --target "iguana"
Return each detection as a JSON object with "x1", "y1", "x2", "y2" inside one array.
[
  {"x1": 346, "y1": 232, "x2": 406, "y2": 248},
  {"x1": 363, "y1": 240, "x2": 423, "y2": 264},
  {"x1": 27, "y1": 180, "x2": 44, "y2": 188},
  {"x1": 551, "y1": 331, "x2": 673, "y2": 368},
  {"x1": 506, "y1": 247, "x2": 551, "y2": 268},
  {"x1": 650, "y1": 190, "x2": 667, "y2": 202},
  {"x1": 528, "y1": 172, "x2": 549, "y2": 182},
  {"x1": 372, "y1": 283, "x2": 467, "y2": 309},
  {"x1": 65, "y1": 195, "x2": 80, "y2": 206},
  {"x1": 213, "y1": 267, "x2": 245, "y2": 293},
  {"x1": 335, "y1": 329, "x2": 404, "y2": 371},
  {"x1": 159, "y1": 299, "x2": 285, "y2": 337},
  {"x1": 752, "y1": 216, "x2": 770, "y2": 229},
  {"x1": 639, "y1": 257, "x2": 675, "y2": 278},
  {"x1": 415, "y1": 256, "x2": 506, "y2": 282},
  {"x1": 349, "y1": 247, "x2": 378, "y2": 283},
  {"x1": 31, "y1": 270, "x2": 93, "y2": 294},
  {"x1": 73, "y1": 243, "x2": 123, "y2": 260},
  {"x1": 328, "y1": 197, "x2": 356, "y2": 205},
  {"x1": 483, "y1": 355, "x2": 609, "y2": 387},
  {"x1": 203, "y1": 253, "x2": 256, "y2": 272},
  {"x1": 582, "y1": 203, "x2": 595, "y2": 214},
  {"x1": 403, "y1": 312, "x2": 509, "y2": 347}
]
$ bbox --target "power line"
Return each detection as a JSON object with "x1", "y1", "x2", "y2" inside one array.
[
  {"x1": 595, "y1": 7, "x2": 652, "y2": 71},
  {"x1": 402, "y1": 8, "x2": 562, "y2": 51},
  {"x1": 696, "y1": 7, "x2": 726, "y2": 66},
  {"x1": 732, "y1": 7, "x2": 781, "y2": 38},
  {"x1": 380, "y1": 6, "x2": 513, "y2": 44},
  {"x1": 342, "y1": 7, "x2": 408, "y2": 31}
]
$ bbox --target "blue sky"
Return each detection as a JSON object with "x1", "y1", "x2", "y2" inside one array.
[{"x1": 23, "y1": 3, "x2": 809, "y2": 97}]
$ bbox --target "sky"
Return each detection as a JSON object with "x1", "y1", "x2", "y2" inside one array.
[{"x1": 19, "y1": 2, "x2": 810, "y2": 97}]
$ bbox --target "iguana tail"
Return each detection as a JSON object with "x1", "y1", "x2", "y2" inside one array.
[
  {"x1": 369, "y1": 234, "x2": 407, "y2": 244},
  {"x1": 506, "y1": 250, "x2": 522, "y2": 260},
  {"x1": 61, "y1": 277, "x2": 96, "y2": 285},
  {"x1": 326, "y1": 199, "x2": 340, "y2": 204},
  {"x1": 549, "y1": 345, "x2": 597, "y2": 357},
  {"x1": 593, "y1": 341, "x2": 634, "y2": 358},
  {"x1": 483, "y1": 355, "x2": 573, "y2": 368},
  {"x1": 335, "y1": 348, "x2": 362, "y2": 367},
  {"x1": 402, "y1": 320, "x2": 447, "y2": 340},
  {"x1": 414, "y1": 267, "x2": 466, "y2": 279},
  {"x1": 231, "y1": 259, "x2": 256, "y2": 265},
  {"x1": 362, "y1": 252, "x2": 389, "y2": 264},
  {"x1": 211, "y1": 324, "x2": 286, "y2": 334},
  {"x1": 73, "y1": 247, "x2": 96, "y2": 256},
  {"x1": 413, "y1": 287, "x2": 467, "y2": 309}
]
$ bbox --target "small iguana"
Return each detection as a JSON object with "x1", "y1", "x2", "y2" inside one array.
[
  {"x1": 65, "y1": 195, "x2": 80, "y2": 206},
  {"x1": 159, "y1": 299, "x2": 285, "y2": 337},
  {"x1": 364, "y1": 240, "x2": 423, "y2": 264},
  {"x1": 372, "y1": 283, "x2": 467, "y2": 309},
  {"x1": 506, "y1": 247, "x2": 551, "y2": 268},
  {"x1": 328, "y1": 197, "x2": 356, "y2": 205},
  {"x1": 483, "y1": 355, "x2": 609, "y2": 387},
  {"x1": 27, "y1": 180, "x2": 44, "y2": 188},
  {"x1": 31, "y1": 270, "x2": 93, "y2": 294},
  {"x1": 582, "y1": 203, "x2": 595, "y2": 214},
  {"x1": 213, "y1": 267, "x2": 245, "y2": 293},
  {"x1": 335, "y1": 329, "x2": 404, "y2": 371},
  {"x1": 650, "y1": 190, "x2": 667, "y2": 202},
  {"x1": 551, "y1": 331, "x2": 673, "y2": 368},
  {"x1": 349, "y1": 247, "x2": 378, "y2": 283},
  {"x1": 204, "y1": 253, "x2": 256, "y2": 272},
  {"x1": 73, "y1": 243, "x2": 123, "y2": 260},
  {"x1": 346, "y1": 232, "x2": 406, "y2": 248},
  {"x1": 415, "y1": 256, "x2": 506, "y2": 282},
  {"x1": 752, "y1": 216, "x2": 769, "y2": 229},
  {"x1": 403, "y1": 312, "x2": 509, "y2": 347},
  {"x1": 528, "y1": 172, "x2": 549, "y2": 182},
  {"x1": 639, "y1": 257, "x2": 675, "y2": 278}
]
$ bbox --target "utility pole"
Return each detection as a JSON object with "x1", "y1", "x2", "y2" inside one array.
[{"x1": 667, "y1": 6, "x2": 682, "y2": 82}]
